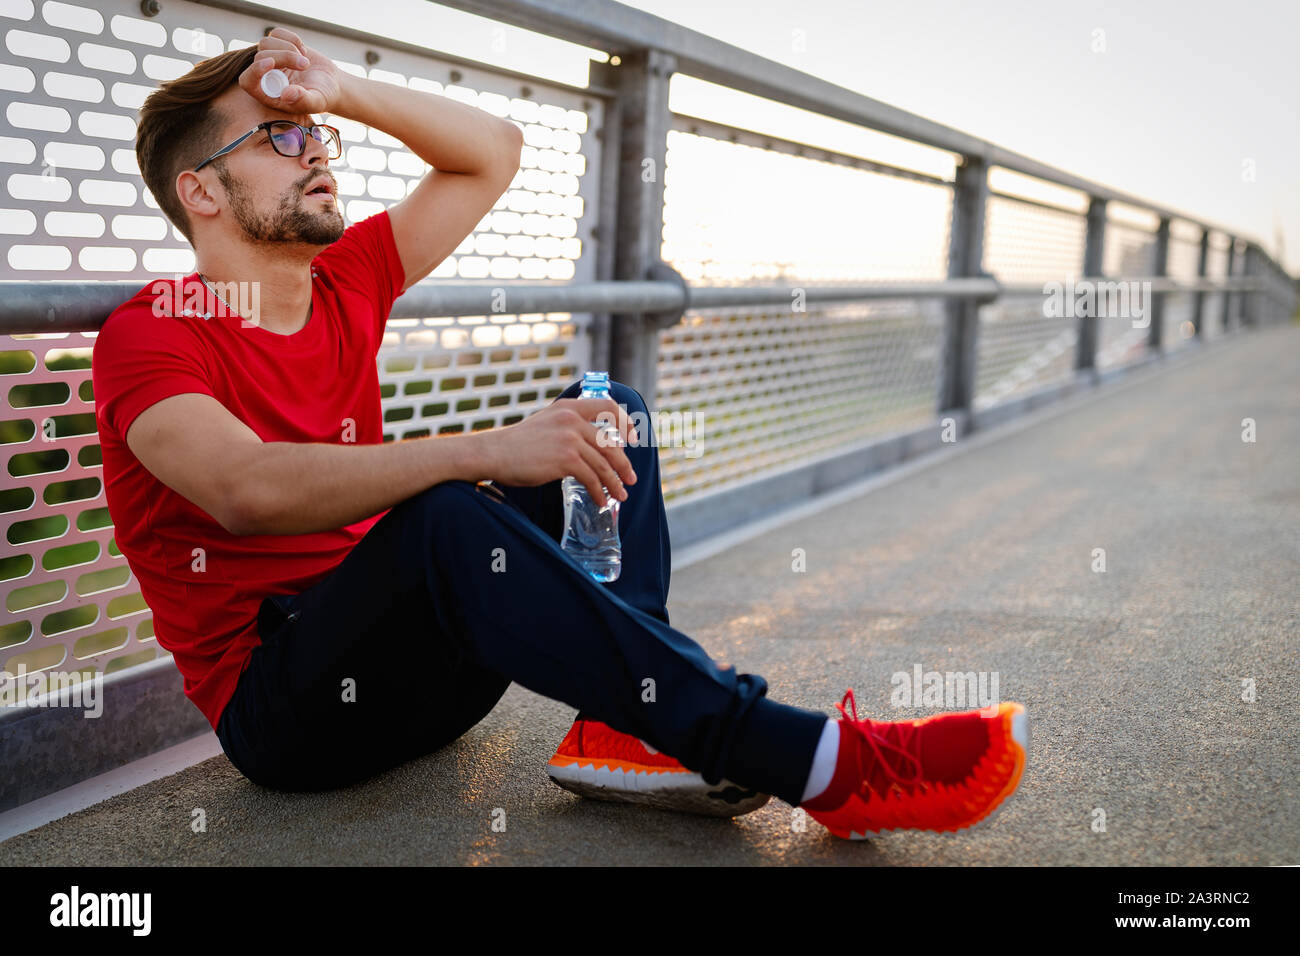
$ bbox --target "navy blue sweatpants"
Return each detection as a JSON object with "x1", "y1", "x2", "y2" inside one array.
[{"x1": 216, "y1": 379, "x2": 828, "y2": 806}]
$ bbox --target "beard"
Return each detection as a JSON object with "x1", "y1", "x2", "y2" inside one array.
[{"x1": 217, "y1": 163, "x2": 344, "y2": 246}]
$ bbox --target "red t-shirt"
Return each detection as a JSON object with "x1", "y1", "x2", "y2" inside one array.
[{"x1": 92, "y1": 209, "x2": 406, "y2": 731}]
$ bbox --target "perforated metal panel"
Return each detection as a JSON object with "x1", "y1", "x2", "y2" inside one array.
[
  {"x1": 1, "y1": 0, "x2": 603, "y2": 683},
  {"x1": 656, "y1": 121, "x2": 954, "y2": 503},
  {"x1": 974, "y1": 176, "x2": 1088, "y2": 405},
  {"x1": 1202, "y1": 233, "x2": 1229, "y2": 339},
  {"x1": 378, "y1": 316, "x2": 589, "y2": 440},
  {"x1": 1160, "y1": 220, "x2": 1201, "y2": 353},
  {"x1": 0, "y1": 0, "x2": 600, "y2": 283},
  {"x1": 1094, "y1": 312, "x2": 1149, "y2": 370},
  {"x1": 2, "y1": 332, "x2": 147, "y2": 680},
  {"x1": 1225, "y1": 237, "x2": 1245, "y2": 328},
  {"x1": 974, "y1": 300, "x2": 1076, "y2": 409},
  {"x1": 662, "y1": 124, "x2": 954, "y2": 284},
  {"x1": 1103, "y1": 203, "x2": 1159, "y2": 278},
  {"x1": 1095, "y1": 206, "x2": 1159, "y2": 370},
  {"x1": 1166, "y1": 220, "x2": 1203, "y2": 279},
  {"x1": 1255, "y1": 251, "x2": 1298, "y2": 323},
  {"x1": 655, "y1": 299, "x2": 947, "y2": 503},
  {"x1": 983, "y1": 194, "x2": 1086, "y2": 284},
  {"x1": 1159, "y1": 292, "x2": 1193, "y2": 352}
]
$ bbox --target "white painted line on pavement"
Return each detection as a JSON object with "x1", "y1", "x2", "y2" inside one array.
[{"x1": 0, "y1": 733, "x2": 223, "y2": 843}]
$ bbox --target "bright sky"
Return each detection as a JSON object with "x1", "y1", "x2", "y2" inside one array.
[{"x1": 275, "y1": 0, "x2": 1300, "y2": 275}]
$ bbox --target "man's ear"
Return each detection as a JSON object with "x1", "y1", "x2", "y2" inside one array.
[{"x1": 176, "y1": 168, "x2": 222, "y2": 222}]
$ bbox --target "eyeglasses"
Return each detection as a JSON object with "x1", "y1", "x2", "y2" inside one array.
[{"x1": 192, "y1": 121, "x2": 342, "y2": 172}]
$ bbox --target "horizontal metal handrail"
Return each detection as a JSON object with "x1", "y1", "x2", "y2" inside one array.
[
  {"x1": 388, "y1": 279, "x2": 680, "y2": 320},
  {"x1": 997, "y1": 277, "x2": 1263, "y2": 298},
  {"x1": 0, "y1": 275, "x2": 1268, "y2": 335},
  {"x1": 0, "y1": 281, "x2": 149, "y2": 335},
  {"x1": 670, "y1": 113, "x2": 954, "y2": 187},
  {"x1": 187, "y1": 0, "x2": 1293, "y2": 283},
  {"x1": 687, "y1": 278, "x2": 1000, "y2": 308},
  {"x1": 432, "y1": 0, "x2": 1248, "y2": 241}
]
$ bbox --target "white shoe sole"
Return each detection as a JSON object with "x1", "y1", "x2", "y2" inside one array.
[{"x1": 547, "y1": 761, "x2": 771, "y2": 818}]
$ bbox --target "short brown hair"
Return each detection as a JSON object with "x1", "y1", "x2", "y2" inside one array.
[{"x1": 136, "y1": 46, "x2": 260, "y2": 246}]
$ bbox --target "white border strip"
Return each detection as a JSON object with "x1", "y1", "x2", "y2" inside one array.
[{"x1": 0, "y1": 734, "x2": 222, "y2": 843}]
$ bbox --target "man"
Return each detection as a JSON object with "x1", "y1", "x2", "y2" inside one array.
[{"x1": 92, "y1": 27, "x2": 1028, "y2": 838}]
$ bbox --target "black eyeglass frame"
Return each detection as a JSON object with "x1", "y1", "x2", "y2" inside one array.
[{"x1": 192, "y1": 121, "x2": 342, "y2": 172}]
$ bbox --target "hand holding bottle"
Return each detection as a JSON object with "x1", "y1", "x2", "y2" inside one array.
[{"x1": 476, "y1": 397, "x2": 639, "y2": 508}]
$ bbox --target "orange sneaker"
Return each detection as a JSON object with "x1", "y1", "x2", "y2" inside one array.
[
  {"x1": 801, "y1": 690, "x2": 1029, "y2": 838},
  {"x1": 546, "y1": 718, "x2": 771, "y2": 817}
]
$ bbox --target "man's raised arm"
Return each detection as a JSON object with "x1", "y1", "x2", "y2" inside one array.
[{"x1": 247, "y1": 27, "x2": 524, "y2": 293}]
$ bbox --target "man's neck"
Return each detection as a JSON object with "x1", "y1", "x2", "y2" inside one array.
[{"x1": 194, "y1": 250, "x2": 315, "y2": 336}]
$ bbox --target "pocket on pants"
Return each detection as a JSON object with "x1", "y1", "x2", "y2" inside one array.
[
  {"x1": 475, "y1": 479, "x2": 528, "y2": 515},
  {"x1": 475, "y1": 479, "x2": 509, "y2": 504},
  {"x1": 256, "y1": 592, "x2": 300, "y2": 644}
]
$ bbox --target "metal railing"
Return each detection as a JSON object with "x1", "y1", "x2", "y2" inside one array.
[{"x1": 0, "y1": 0, "x2": 1296, "y2": 805}]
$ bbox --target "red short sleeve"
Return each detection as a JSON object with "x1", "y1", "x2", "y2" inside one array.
[
  {"x1": 312, "y1": 208, "x2": 407, "y2": 344},
  {"x1": 92, "y1": 299, "x2": 216, "y2": 444}
]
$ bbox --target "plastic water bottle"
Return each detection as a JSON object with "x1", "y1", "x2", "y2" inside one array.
[{"x1": 560, "y1": 371, "x2": 622, "y2": 582}]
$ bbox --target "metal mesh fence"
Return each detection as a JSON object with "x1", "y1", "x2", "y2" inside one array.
[
  {"x1": 0, "y1": 0, "x2": 1289, "y2": 710},
  {"x1": 983, "y1": 195, "x2": 1086, "y2": 284},
  {"x1": 1226, "y1": 238, "x2": 1245, "y2": 328},
  {"x1": 1162, "y1": 220, "x2": 1202, "y2": 354},
  {"x1": 658, "y1": 123, "x2": 953, "y2": 503},
  {"x1": 1167, "y1": 220, "x2": 1203, "y2": 279},
  {"x1": 1096, "y1": 206, "x2": 1159, "y2": 370},
  {"x1": 975, "y1": 177, "x2": 1087, "y2": 404},
  {"x1": 1162, "y1": 292, "x2": 1196, "y2": 353},
  {"x1": 655, "y1": 298, "x2": 946, "y2": 502},
  {"x1": 662, "y1": 126, "x2": 953, "y2": 284},
  {"x1": 1095, "y1": 311, "x2": 1150, "y2": 369},
  {"x1": 1102, "y1": 220, "x2": 1158, "y2": 277},
  {"x1": 1202, "y1": 233, "x2": 1230, "y2": 339},
  {"x1": 0, "y1": 1, "x2": 600, "y2": 283},
  {"x1": 974, "y1": 299, "x2": 1076, "y2": 409},
  {"x1": 1257, "y1": 253, "x2": 1298, "y2": 323},
  {"x1": 1, "y1": 0, "x2": 603, "y2": 682}
]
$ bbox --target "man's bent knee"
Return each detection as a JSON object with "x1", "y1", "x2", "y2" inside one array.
[
  {"x1": 558, "y1": 378, "x2": 648, "y2": 415},
  {"x1": 395, "y1": 480, "x2": 498, "y2": 541},
  {"x1": 607, "y1": 381, "x2": 649, "y2": 417}
]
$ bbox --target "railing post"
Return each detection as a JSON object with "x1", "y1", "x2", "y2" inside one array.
[
  {"x1": 1148, "y1": 216, "x2": 1170, "y2": 352},
  {"x1": 938, "y1": 155, "x2": 988, "y2": 420},
  {"x1": 1076, "y1": 196, "x2": 1107, "y2": 372},
  {"x1": 1192, "y1": 227, "x2": 1210, "y2": 338},
  {"x1": 1223, "y1": 237, "x2": 1237, "y2": 332},
  {"x1": 586, "y1": 90, "x2": 623, "y2": 376},
  {"x1": 1241, "y1": 243, "x2": 1259, "y2": 327},
  {"x1": 591, "y1": 47, "x2": 676, "y2": 411}
]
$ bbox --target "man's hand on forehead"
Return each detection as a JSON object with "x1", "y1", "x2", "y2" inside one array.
[{"x1": 238, "y1": 27, "x2": 343, "y2": 115}]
